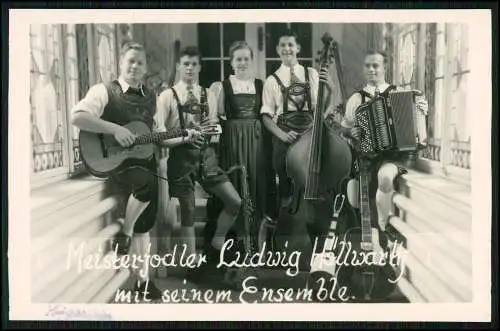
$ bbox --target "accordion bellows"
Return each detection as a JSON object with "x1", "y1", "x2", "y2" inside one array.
[{"x1": 355, "y1": 90, "x2": 423, "y2": 157}]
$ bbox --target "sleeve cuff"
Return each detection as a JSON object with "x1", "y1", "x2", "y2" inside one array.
[{"x1": 260, "y1": 107, "x2": 276, "y2": 120}]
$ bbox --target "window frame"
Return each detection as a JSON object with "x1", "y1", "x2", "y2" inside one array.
[
  {"x1": 389, "y1": 23, "x2": 471, "y2": 185},
  {"x1": 31, "y1": 24, "x2": 119, "y2": 190}
]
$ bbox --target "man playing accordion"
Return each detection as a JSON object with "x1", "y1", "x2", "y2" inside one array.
[{"x1": 321, "y1": 50, "x2": 429, "y2": 232}]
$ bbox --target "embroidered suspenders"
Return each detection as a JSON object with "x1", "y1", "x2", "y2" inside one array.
[
  {"x1": 170, "y1": 86, "x2": 208, "y2": 129},
  {"x1": 272, "y1": 67, "x2": 312, "y2": 114}
]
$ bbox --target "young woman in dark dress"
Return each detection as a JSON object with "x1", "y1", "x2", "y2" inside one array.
[{"x1": 204, "y1": 41, "x2": 277, "y2": 262}]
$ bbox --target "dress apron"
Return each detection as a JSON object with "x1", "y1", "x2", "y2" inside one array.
[{"x1": 220, "y1": 91, "x2": 266, "y2": 221}]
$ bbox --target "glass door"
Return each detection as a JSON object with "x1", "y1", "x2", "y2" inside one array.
[{"x1": 196, "y1": 23, "x2": 313, "y2": 84}]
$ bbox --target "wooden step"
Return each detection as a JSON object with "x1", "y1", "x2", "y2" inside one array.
[
  {"x1": 52, "y1": 267, "x2": 112, "y2": 303},
  {"x1": 395, "y1": 276, "x2": 427, "y2": 303},
  {"x1": 30, "y1": 174, "x2": 125, "y2": 304},
  {"x1": 398, "y1": 169, "x2": 471, "y2": 230},
  {"x1": 32, "y1": 222, "x2": 122, "y2": 291},
  {"x1": 31, "y1": 176, "x2": 109, "y2": 223},
  {"x1": 390, "y1": 216, "x2": 472, "y2": 301},
  {"x1": 92, "y1": 269, "x2": 132, "y2": 303},
  {"x1": 395, "y1": 245, "x2": 464, "y2": 302},
  {"x1": 388, "y1": 168, "x2": 473, "y2": 303},
  {"x1": 392, "y1": 194, "x2": 471, "y2": 255},
  {"x1": 32, "y1": 216, "x2": 122, "y2": 271},
  {"x1": 33, "y1": 249, "x2": 120, "y2": 303},
  {"x1": 31, "y1": 196, "x2": 120, "y2": 253},
  {"x1": 79, "y1": 269, "x2": 130, "y2": 304}
]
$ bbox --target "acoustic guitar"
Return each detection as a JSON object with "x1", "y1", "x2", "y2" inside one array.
[
  {"x1": 334, "y1": 158, "x2": 398, "y2": 302},
  {"x1": 79, "y1": 120, "x2": 221, "y2": 178}
]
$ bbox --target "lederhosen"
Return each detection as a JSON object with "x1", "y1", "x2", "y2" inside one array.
[
  {"x1": 271, "y1": 68, "x2": 313, "y2": 199},
  {"x1": 101, "y1": 80, "x2": 159, "y2": 234},
  {"x1": 167, "y1": 86, "x2": 228, "y2": 200}
]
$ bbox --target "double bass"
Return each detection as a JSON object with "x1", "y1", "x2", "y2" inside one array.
[{"x1": 283, "y1": 33, "x2": 354, "y2": 236}]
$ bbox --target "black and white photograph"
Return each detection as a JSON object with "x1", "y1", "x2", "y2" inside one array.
[{"x1": 7, "y1": 8, "x2": 492, "y2": 322}]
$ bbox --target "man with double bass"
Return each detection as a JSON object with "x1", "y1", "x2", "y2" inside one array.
[{"x1": 261, "y1": 30, "x2": 353, "y2": 259}]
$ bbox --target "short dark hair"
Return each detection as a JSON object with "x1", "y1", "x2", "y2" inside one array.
[
  {"x1": 277, "y1": 29, "x2": 300, "y2": 45},
  {"x1": 228, "y1": 41, "x2": 254, "y2": 61},
  {"x1": 178, "y1": 46, "x2": 202, "y2": 62},
  {"x1": 365, "y1": 50, "x2": 388, "y2": 65},
  {"x1": 120, "y1": 42, "x2": 146, "y2": 58}
]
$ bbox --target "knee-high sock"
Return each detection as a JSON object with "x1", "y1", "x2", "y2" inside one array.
[
  {"x1": 347, "y1": 179, "x2": 359, "y2": 209},
  {"x1": 123, "y1": 195, "x2": 150, "y2": 237},
  {"x1": 375, "y1": 189, "x2": 394, "y2": 231},
  {"x1": 211, "y1": 210, "x2": 236, "y2": 250},
  {"x1": 129, "y1": 232, "x2": 151, "y2": 283}
]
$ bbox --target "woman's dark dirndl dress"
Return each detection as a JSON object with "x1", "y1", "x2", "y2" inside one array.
[
  {"x1": 205, "y1": 77, "x2": 276, "y2": 252},
  {"x1": 220, "y1": 78, "x2": 267, "y2": 221}
]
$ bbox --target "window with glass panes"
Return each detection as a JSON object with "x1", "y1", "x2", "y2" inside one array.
[{"x1": 197, "y1": 23, "x2": 246, "y2": 88}]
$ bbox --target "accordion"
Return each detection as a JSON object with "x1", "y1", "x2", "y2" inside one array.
[{"x1": 354, "y1": 90, "x2": 426, "y2": 157}]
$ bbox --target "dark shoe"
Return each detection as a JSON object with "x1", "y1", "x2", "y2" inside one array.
[
  {"x1": 112, "y1": 232, "x2": 131, "y2": 255},
  {"x1": 135, "y1": 279, "x2": 163, "y2": 302}
]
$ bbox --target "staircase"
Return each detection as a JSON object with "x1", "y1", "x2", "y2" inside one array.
[
  {"x1": 152, "y1": 183, "x2": 210, "y2": 279},
  {"x1": 388, "y1": 167, "x2": 472, "y2": 302},
  {"x1": 156, "y1": 167, "x2": 472, "y2": 303},
  {"x1": 31, "y1": 164, "x2": 471, "y2": 304},
  {"x1": 31, "y1": 175, "x2": 129, "y2": 304}
]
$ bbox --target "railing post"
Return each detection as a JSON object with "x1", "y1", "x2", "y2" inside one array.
[
  {"x1": 439, "y1": 23, "x2": 455, "y2": 175},
  {"x1": 86, "y1": 24, "x2": 97, "y2": 86},
  {"x1": 417, "y1": 24, "x2": 426, "y2": 93}
]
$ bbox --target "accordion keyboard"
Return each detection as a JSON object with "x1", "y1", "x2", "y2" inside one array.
[{"x1": 357, "y1": 109, "x2": 374, "y2": 154}]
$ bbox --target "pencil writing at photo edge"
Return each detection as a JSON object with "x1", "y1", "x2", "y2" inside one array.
[{"x1": 29, "y1": 20, "x2": 473, "y2": 308}]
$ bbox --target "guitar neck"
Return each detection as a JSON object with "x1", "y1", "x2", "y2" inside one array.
[
  {"x1": 134, "y1": 129, "x2": 188, "y2": 146},
  {"x1": 359, "y1": 159, "x2": 372, "y2": 247}
]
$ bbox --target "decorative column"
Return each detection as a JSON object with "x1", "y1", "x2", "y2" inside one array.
[
  {"x1": 440, "y1": 23, "x2": 454, "y2": 173},
  {"x1": 383, "y1": 23, "x2": 395, "y2": 84},
  {"x1": 424, "y1": 24, "x2": 437, "y2": 140}
]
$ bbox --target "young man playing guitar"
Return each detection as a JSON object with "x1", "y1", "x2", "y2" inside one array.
[
  {"x1": 322, "y1": 50, "x2": 429, "y2": 233},
  {"x1": 72, "y1": 42, "x2": 199, "y2": 300},
  {"x1": 156, "y1": 46, "x2": 242, "y2": 276}
]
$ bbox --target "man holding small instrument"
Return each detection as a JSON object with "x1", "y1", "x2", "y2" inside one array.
[
  {"x1": 72, "y1": 42, "x2": 200, "y2": 301},
  {"x1": 321, "y1": 50, "x2": 429, "y2": 232},
  {"x1": 155, "y1": 46, "x2": 242, "y2": 273}
]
